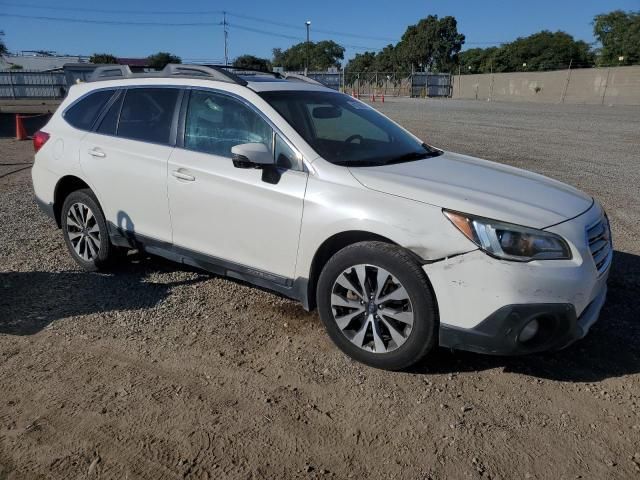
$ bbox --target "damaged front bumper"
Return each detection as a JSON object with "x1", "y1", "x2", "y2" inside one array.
[{"x1": 423, "y1": 202, "x2": 611, "y2": 355}]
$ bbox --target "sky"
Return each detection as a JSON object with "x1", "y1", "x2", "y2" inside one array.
[{"x1": 1, "y1": 0, "x2": 638, "y2": 63}]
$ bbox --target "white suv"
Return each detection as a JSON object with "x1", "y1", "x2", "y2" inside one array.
[{"x1": 32, "y1": 64, "x2": 612, "y2": 370}]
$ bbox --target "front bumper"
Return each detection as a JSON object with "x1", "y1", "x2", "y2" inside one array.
[
  {"x1": 425, "y1": 201, "x2": 610, "y2": 355},
  {"x1": 439, "y1": 285, "x2": 607, "y2": 355}
]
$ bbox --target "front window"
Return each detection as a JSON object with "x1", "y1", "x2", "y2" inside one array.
[
  {"x1": 185, "y1": 90, "x2": 272, "y2": 158},
  {"x1": 259, "y1": 91, "x2": 442, "y2": 166}
]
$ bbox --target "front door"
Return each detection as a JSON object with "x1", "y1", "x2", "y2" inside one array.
[{"x1": 167, "y1": 89, "x2": 308, "y2": 279}]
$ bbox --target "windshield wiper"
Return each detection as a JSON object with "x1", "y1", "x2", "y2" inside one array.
[
  {"x1": 332, "y1": 160, "x2": 385, "y2": 167},
  {"x1": 383, "y1": 150, "x2": 442, "y2": 165}
]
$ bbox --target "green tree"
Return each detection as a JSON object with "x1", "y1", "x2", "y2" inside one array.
[
  {"x1": 89, "y1": 53, "x2": 118, "y2": 64},
  {"x1": 593, "y1": 10, "x2": 640, "y2": 65},
  {"x1": 344, "y1": 51, "x2": 376, "y2": 83},
  {"x1": 396, "y1": 15, "x2": 465, "y2": 72},
  {"x1": 232, "y1": 54, "x2": 271, "y2": 71},
  {"x1": 147, "y1": 52, "x2": 181, "y2": 69},
  {"x1": 272, "y1": 40, "x2": 344, "y2": 71},
  {"x1": 493, "y1": 30, "x2": 594, "y2": 71},
  {"x1": 459, "y1": 47, "x2": 499, "y2": 74},
  {"x1": 458, "y1": 31, "x2": 594, "y2": 74},
  {"x1": 0, "y1": 31, "x2": 7, "y2": 56},
  {"x1": 374, "y1": 44, "x2": 405, "y2": 73}
]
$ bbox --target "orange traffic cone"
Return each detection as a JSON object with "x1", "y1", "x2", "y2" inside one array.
[{"x1": 15, "y1": 114, "x2": 28, "y2": 140}]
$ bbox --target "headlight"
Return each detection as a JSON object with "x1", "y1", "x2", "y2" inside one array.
[{"x1": 443, "y1": 210, "x2": 572, "y2": 261}]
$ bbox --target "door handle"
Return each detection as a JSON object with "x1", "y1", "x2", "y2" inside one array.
[
  {"x1": 172, "y1": 170, "x2": 196, "y2": 182},
  {"x1": 88, "y1": 148, "x2": 106, "y2": 158}
]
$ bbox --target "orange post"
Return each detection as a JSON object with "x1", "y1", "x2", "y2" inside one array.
[
  {"x1": 381, "y1": 93, "x2": 385, "y2": 103},
  {"x1": 15, "y1": 114, "x2": 28, "y2": 141}
]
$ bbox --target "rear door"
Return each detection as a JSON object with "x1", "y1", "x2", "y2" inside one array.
[
  {"x1": 167, "y1": 88, "x2": 308, "y2": 279},
  {"x1": 79, "y1": 87, "x2": 181, "y2": 243}
]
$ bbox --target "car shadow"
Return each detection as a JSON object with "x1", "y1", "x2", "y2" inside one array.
[
  {"x1": 411, "y1": 250, "x2": 640, "y2": 382},
  {"x1": 0, "y1": 254, "x2": 207, "y2": 336}
]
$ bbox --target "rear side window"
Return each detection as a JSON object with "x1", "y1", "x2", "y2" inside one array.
[
  {"x1": 117, "y1": 88, "x2": 179, "y2": 145},
  {"x1": 64, "y1": 90, "x2": 114, "y2": 131}
]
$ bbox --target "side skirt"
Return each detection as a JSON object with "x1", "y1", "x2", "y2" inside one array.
[{"x1": 108, "y1": 223, "x2": 310, "y2": 309}]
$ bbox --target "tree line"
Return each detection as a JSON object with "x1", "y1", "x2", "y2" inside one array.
[{"x1": 347, "y1": 10, "x2": 639, "y2": 75}]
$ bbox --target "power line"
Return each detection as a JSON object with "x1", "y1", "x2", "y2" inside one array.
[
  {"x1": 0, "y1": 1, "x2": 397, "y2": 43},
  {"x1": 0, "y1": 1, "x2": 221, "y2": 15},
  {"x1": 0, "y1": 11, "x2": 384, "y2": 50},
  {"x1": 0, "y1": 12, "x2": 222, "y2": 27},
  {"x1": 228, "y1": 22, "x2": 304, "y2": 42},
  {"x1": 0, "y1": 6, "x2": 508, "y2": 53}
]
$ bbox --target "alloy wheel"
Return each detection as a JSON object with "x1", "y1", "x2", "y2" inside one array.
[
  {"x1": 330, "y1": 264, "x2": 414, "y2": 353},
  {"x1": 66, "y1": 202, "x2": 101, "y2": 261}
]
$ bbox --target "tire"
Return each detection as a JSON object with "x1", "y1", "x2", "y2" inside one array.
[
  {"x1": 60, "y1": 189, "x2": 116, "y2": 272},
  {"x1": 316, "y1": 241, "x2": 437, "y2": 370}
]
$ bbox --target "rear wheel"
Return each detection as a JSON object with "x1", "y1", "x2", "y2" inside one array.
[
  {"x1": 317, "y1": 241, "x2": 437, "y2": 370},
  {"x1": 61, "y1": 189, "x2": 116, "y2": 271}
]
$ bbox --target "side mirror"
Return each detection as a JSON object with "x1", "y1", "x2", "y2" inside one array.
[{"x1": 231, "y1": 143, "x2": 273, "y2": 169}]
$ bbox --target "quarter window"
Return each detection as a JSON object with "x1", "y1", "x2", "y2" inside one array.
[
  {"x1": 96, "y1": 92, "x2": 123, "y2": 135},
  {"x1": 275, "y1": 134, "x2": 298, "y2": 169},
  {"x1": 64, "y1": 90, "x2": 114, "y2": 131},
  {"x1": 184, "y1": 90, "x2": 272, "y2": 157},
  {"x1": 117, "y1": 88, "x2": 179, "y2": 144}
]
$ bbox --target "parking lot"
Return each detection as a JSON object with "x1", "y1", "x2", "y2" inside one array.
[{"x1": 1, "y1": 98, "x2": 639, "y2": 479}]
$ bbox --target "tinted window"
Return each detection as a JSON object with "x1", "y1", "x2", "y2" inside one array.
[
  {"x1": 185, "y1": 90, "x2": 272, "y2": 157},
  {"x1": 64, "y1": 90, "x2": 114, "y2": 130},
  {"x1": 96, "y1": 92, "x2": 123, "y2": 135},
  {"x1": 118, "y1": 88, "x2": 179, "y2": 144}
]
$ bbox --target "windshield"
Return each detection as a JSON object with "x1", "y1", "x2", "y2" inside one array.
[{"x1": 259, "y1": 91, "x2": 442, "y2": 167}]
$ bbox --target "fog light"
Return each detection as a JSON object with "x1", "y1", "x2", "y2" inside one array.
[{"x1": 519, "y1": 319, "x2": 540, "y2": 343}]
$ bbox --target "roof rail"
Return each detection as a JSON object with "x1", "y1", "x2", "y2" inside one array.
[
  {"x1": 283, "y1": 73, "x2": 324, "y2": 86},
  {"x1": 164, "y1": 64, "x2": 248, "y2": 86},
  {"x1": 87, "y1": 63, "x2": 248, "y2": 86},
  {"x1": 205, "y1": 65, "x2": 284, "y2": 79},
  {"x1": 86, "y1": 63, "x2": 327, "y2": 88},
  {"x1": 89, "y1": 64, "x2": 133, "y2": 81}
]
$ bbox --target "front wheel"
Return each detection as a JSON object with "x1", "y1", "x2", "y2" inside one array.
[
  {"x1": 316, "y1": 241, "x2": 438, "y2": 370},
  {"x1": 61, "y1": 189, "x2": 117, "y2": 271}
]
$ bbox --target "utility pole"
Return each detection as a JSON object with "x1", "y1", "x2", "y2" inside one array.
[
  {"x1": 560, "y1": 58, "x2": 572, "y2": 103},
  {"x1": 305, "y1": 20, "x2": 311, "y2": 75},
  {"x1": 223, "y1": 11, "x2": 229, "y2": 66}
]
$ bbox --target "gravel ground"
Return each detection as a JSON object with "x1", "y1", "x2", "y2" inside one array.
[{"x1": 1, "y1": 99, "x2": 639, "y2": 479}]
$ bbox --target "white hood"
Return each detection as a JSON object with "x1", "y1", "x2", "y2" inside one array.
[{"x1": 349, "y1": 151, "x2": 593, "y2": 229}]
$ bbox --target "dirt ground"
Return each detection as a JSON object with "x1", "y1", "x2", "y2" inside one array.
[{"x1": 1, "y1": 99, "x2": 639, "y2": 479}]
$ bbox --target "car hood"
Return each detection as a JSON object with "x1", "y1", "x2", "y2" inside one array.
[{"x1": 348, "y1": 151, "x2": 593, "y2": 229}]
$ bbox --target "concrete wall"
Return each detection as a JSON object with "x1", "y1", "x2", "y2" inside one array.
[{"x1": 452, "y1": 66, "x2": 640, "y2": 105}]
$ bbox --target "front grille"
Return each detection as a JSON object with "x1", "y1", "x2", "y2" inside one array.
[{"x1": 586, "y1": 216, "x2": 612, "y2": 274}]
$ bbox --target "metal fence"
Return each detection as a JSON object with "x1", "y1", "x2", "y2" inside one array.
[
  {"x1": 410, "y1": 73, "x2": 453, "y2": 97},
  {"x1": 0, "y1": 70, "x2": 67, "y2": 99},
  {"x1": 0, "y1": 68, "x2": 453, "y2": 99}
]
